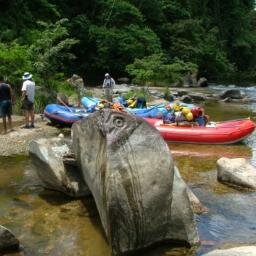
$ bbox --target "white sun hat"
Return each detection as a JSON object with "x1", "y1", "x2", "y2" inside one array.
[{"x1": 22, "y1": 72, "x2": 33, "y2": 80}]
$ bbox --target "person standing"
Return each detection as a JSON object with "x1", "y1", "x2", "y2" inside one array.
[
  {"x1": 0, "y1": 75, "x2": 13, "y2": 134},
  {"x1": 21, "y1": 72, "x2": 35, "y2": 128},
  {"x1": 102, "y1": 73, "x2": 115, "y2": 102}
]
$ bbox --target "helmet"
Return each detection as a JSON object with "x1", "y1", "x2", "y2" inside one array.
[
  {"x1": 173, "y1": 103, "x2": 181, "y2": 112},
  {"x1": 98, "y1": 103, "x2": 104, "y2": 109},
  {"x1": 185, "y1": 112, "x2": 193, "y2": 121}
]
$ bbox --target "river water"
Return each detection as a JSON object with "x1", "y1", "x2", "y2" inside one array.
[{"x1": 1, "y1": 85, "x2": 256, "y2": 256}]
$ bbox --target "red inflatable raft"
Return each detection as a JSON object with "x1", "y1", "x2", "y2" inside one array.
[{"x1": 144, "y1": 118, "x2": 256, "y2": 144}]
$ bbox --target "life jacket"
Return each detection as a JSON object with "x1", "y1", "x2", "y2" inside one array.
[
  {"x1": 127, "y1": 98, "x2": 136, "y2": 108},
  {"x1": 112, "y1": 102, "x2": 123, "y2": 112},
  {"x1": 191, "y1": 107, "x2": 203, "y2": 118}
]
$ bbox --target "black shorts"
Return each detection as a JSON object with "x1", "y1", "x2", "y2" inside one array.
[
  {"x1": 0, "y1": 100, "x2": 12, "y2": 117},
  {"x1": 21, "y1": 98, "x2": 34, "y2": 111}
]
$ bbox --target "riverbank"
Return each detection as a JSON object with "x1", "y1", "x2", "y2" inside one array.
[{"x1": 0, "y1": 115, "x2": 59, "y2": 156}]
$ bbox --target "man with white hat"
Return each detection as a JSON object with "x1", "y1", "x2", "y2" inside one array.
[
  {"x1": 21, "y1": 72, "x2": 35, "y2": 128},
  {"x1": 102, "y1": 73, "x2": 115, "y2": 102}
]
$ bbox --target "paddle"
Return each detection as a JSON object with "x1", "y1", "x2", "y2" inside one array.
[{"x1": 57, "y1": 95, "x2": 73, "y2": 112}]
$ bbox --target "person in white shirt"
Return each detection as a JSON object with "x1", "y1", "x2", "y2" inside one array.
[
  {"x1": 102, "y1": 73, "x2": 115, "y2": 102},
  {"x1": 21, "y1": 72, "x2": 35, "y2": 128}
]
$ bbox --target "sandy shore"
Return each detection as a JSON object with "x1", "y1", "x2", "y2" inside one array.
[{"x1": 0, "y1": 115, "x2": 60, "y2": 156}]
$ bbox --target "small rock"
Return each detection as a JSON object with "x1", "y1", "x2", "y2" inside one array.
[{"x1": 0, "y1": 225, "x2": 19, "y2": 252}]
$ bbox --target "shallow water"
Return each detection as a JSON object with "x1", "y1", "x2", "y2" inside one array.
[{"x1": 0, "y1": 95, "x2": 256, "y2": 256}]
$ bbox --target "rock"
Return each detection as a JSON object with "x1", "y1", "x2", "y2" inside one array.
[
  {"x1": 29, "y1": 137, "x2": 90, "y2": 197},
  {"x1": 117, "y1": 77, "x2": 130, "y2": 84},
  {"x1": 113, "y1": 84, "x2": 131, "y2": 94},
  {"x1": 180, "y1": 95, "x2": 193, "y2": 103},
  {"x1": 186, "y1": 186, "x2": 208, "y2": 214},
  {"x1": 67, "y1": 74, "x2": 84, "y2": 88},
  {"x1": 149, "y1": 89, "x2": 164, "y2": 98},
  {"x1": 188, "y1": 93, "x2": 206, "y2": 102},
  {"x1": 176, "y1": 90, "x2": 188, "y2": 97},
  {"x1": 0, "y1": 225, "x2": 19, "y2": 252},
  {"x1": 72, "y1": 109, "x2": 198, "y2": 255},
  {"x1": 170, "y1": 168, "x2": 200, "y2": 242},
  {"x1": 220, "y1": 89, "x2": 243, "y2": 99},
  {"x1": 221, "y1": 97, "x2": 231, "y2": 102},
  {"x1": 217, "y1": 157, "x2": 256, "y2": 189},
  {"x1": 197, "y1": 77, "x2": 208, "y2": 87},
  {"x1": 183, "y1": 72, "x2": 197, "y2": 87},
  {"x1": 202, "y1": 246, "x2": 256, "y2": 256}
]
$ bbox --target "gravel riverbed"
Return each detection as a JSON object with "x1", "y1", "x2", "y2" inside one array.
[{"x1": 0, "y1": 115, "x2": 60, "y2": 156}]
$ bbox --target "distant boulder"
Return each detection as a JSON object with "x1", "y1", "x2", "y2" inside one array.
[
  {"x1": 197, "y1": 77, "x2": 208, "y2": 87},
  {"x1": 220, "y1": 89, "x2": 242, "y2": 99},
  {"x1": 117, "y1": 77, "x2": 130, "y2": 84}
]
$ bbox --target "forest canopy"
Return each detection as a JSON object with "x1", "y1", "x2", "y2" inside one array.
[{"x1": 0, "y1": 0, "x2": 255, "y2": 88}]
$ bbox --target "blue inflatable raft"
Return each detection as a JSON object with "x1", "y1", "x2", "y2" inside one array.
[{"x1": 44, "y1": 104, "x2": 90, "y2": 125}]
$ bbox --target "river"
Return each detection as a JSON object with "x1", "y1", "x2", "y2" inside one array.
[{"x1": 0, "y1": 85, "x2": 256, "y2": 256}]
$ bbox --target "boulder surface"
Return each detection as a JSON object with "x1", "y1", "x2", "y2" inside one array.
[
  {"x1": 217, "y1": 157, "x2": 256, "y2": 189},
  {"x1": 72, "y1": 109, "x2": 198, "y2": 255},
  {"x1": 29, "y1": 137, "x2": 90, "y2": 197}
]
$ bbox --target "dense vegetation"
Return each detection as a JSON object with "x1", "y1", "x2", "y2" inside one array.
[{"x1": 0, "y1": 0, "x2": 255, "y2": 90}]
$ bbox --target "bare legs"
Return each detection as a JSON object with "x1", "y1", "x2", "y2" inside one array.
[
  {"x1": 29, "y1": 109, "x2": 35, "y2": 127},
  {"x1": 2, "y1": 115, "x2": 12, "y2": 134},
  {"x1": 24, "y1": 109, "x2": 35, "y2": 128}
]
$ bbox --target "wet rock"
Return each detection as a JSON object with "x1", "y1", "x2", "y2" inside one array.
[
  {"x1": 180, "y1": 95, "x2": 193, "y2": 103},
  {"x1": 170, "y1": 168, "x2": 201, "y2": 241},
  {"x1": 186, "y1": 186, "x2": 208, "y2": 214},
  {"x1": 29, "y1": 137, "x2": 90, "y2": 197},
  {"x1": 220, "y1": 89, "x2": 243, "y2": 99},
  {"x1": 72, "y1": 109, "x2": 198, "y2": 255},
  {"x1": 0, "y1": 225, "x2": 19, "y2": 252},
  {"x1": 202, "y1": 246, "x2": 256, "y2": 256},
  {"x1": 176, "y1": 90, "x2": 188, "y2": 97},
  {"x1": 188, "y1": 93, "x2": 206, "y2": 102},
  {"x1": 217, "y1": 157, "x2": 256, "y2": 189}
]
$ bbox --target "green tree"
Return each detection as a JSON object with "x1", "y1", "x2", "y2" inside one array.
[
  {"x1": 28, "y1": 19, "x2": 78, "y2": 86},
  {"x1": 0, "y1": 42, "x2": 31, "y2": 86},
  {"x1": 126, "y1": 53, "x2": 197, "y2": 85}
]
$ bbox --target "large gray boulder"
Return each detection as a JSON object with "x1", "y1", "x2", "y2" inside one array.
[
  {"x1": 202, "y1": 246, "x2": 256, "y2": 256},
  {"x1": 29, "y1": 138, "x2": 90, "y2": 197},
  {"x1": 72, "y1": 109, "x2": 198, "y2": 255},
  {"x1": 217, "y1": 157, "x2": 256, "y2": 189},
  {"x1": 0, "y1": 225, "x2": 19, "y2": 252}
]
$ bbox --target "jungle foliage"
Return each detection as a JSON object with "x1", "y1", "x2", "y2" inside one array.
[{"x1": 0, "y1": 0, "x2": 255, "y2": 88}]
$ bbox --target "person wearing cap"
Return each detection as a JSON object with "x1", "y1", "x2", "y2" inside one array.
[
  {"x1": 21, "y1": 72, "x2": 36, "y2": 128},
  {"x1": 102, "y1": 73, "x2": 115, "y2": 102},
  {"x1": 0, "y1": 75, "x2": 13, "y2": 134}
]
